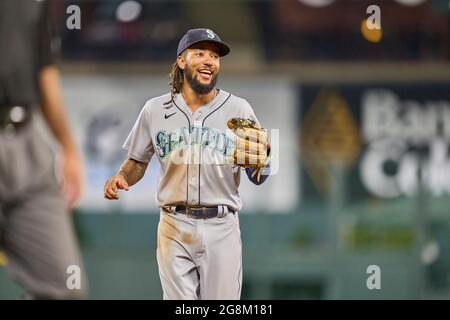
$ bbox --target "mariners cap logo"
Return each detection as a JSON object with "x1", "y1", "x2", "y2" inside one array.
[{"x1": 206, "y1": 29, "x2": 216, "y2": 39}]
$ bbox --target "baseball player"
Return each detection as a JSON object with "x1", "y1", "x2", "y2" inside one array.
[{"x1": 104, "y1": 28, "x2": 270, "y2": 300}]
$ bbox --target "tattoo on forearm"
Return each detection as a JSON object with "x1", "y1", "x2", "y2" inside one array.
[{"x1": 118, "y1": 159, "x2": 148, "y2": 186}]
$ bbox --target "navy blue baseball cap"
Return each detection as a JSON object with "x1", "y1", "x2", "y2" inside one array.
[{"x1": 177, "y1": 28, "x2": 230, "y2": 57}]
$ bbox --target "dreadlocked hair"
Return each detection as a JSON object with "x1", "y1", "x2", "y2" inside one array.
[{"x1": 163, "y1": 60, "x2": 184, "y2": 106}]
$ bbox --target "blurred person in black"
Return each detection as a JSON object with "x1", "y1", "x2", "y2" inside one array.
[{"x1": 0, "y1": 0, "x2": 87, "y2": 299}]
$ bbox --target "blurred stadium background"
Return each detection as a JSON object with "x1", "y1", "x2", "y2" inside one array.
[{"x1": 1, "y1": 0, "x2": 450, "y2": 299}]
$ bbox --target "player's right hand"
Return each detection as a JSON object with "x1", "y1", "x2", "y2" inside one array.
[{"x1": 104, "y1": 175, "x2": 129, "y2": 200}]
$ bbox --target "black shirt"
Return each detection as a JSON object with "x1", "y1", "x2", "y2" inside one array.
[{"x1": 0, "y1": 0, "x2": 56, "y2": 107}]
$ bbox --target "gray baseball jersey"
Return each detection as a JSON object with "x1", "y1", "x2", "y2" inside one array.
[{"x1": 123, "y1": 89, "x2": 259, "y2": 211}]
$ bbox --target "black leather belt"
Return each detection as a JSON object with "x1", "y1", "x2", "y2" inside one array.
[{"x1": 175, "y1": 205, "x2": 235, "y2": 219}]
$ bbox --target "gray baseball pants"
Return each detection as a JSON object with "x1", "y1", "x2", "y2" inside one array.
[{"x1": 157, "y1": 208, "x2": 242, "y2": 300}]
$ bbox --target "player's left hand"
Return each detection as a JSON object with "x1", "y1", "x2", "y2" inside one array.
[{"x1": 59, "y1": 149, "x2": 83, "y2": 209}]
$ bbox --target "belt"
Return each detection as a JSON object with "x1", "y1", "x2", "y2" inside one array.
[
  {"x1": 174, "y1": 205, "x2": 235, "y2": 219},
  {"x1": 0, "y1": 105, "x2": 32, "y2": 132}
]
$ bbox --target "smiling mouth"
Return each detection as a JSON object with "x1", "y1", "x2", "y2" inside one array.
[{"x1": 198, "y1": 69, "x2": 214, "y2": 80}]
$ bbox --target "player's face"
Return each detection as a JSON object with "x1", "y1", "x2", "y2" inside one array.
[{"x1": 181, "y1": 43, "x2": 220, "y2": 95}]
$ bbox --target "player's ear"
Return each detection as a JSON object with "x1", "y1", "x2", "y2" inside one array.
[{"x1": 177, "y1": 54, "x2": 186, "y2": 70}]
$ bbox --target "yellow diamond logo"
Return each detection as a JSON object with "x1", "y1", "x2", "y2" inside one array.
[{"x1": 300, "y1": 89, "x2": 361, "y2": 196}]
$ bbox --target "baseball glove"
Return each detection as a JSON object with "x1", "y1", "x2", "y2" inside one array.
[{"x1": 227, "y1": 118, "x2": 270, "y2": 182}]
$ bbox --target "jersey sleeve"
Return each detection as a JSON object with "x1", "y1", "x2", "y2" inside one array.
[
  {"x1": 237, "y1": 99, "x2": 260, "y2": 126},
  {"x1": 122, "y1": 101, "x2": 155, "y2": 163},
  {"x1": 38, "y1": 1, "x2": 59, "y2": 69}
]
